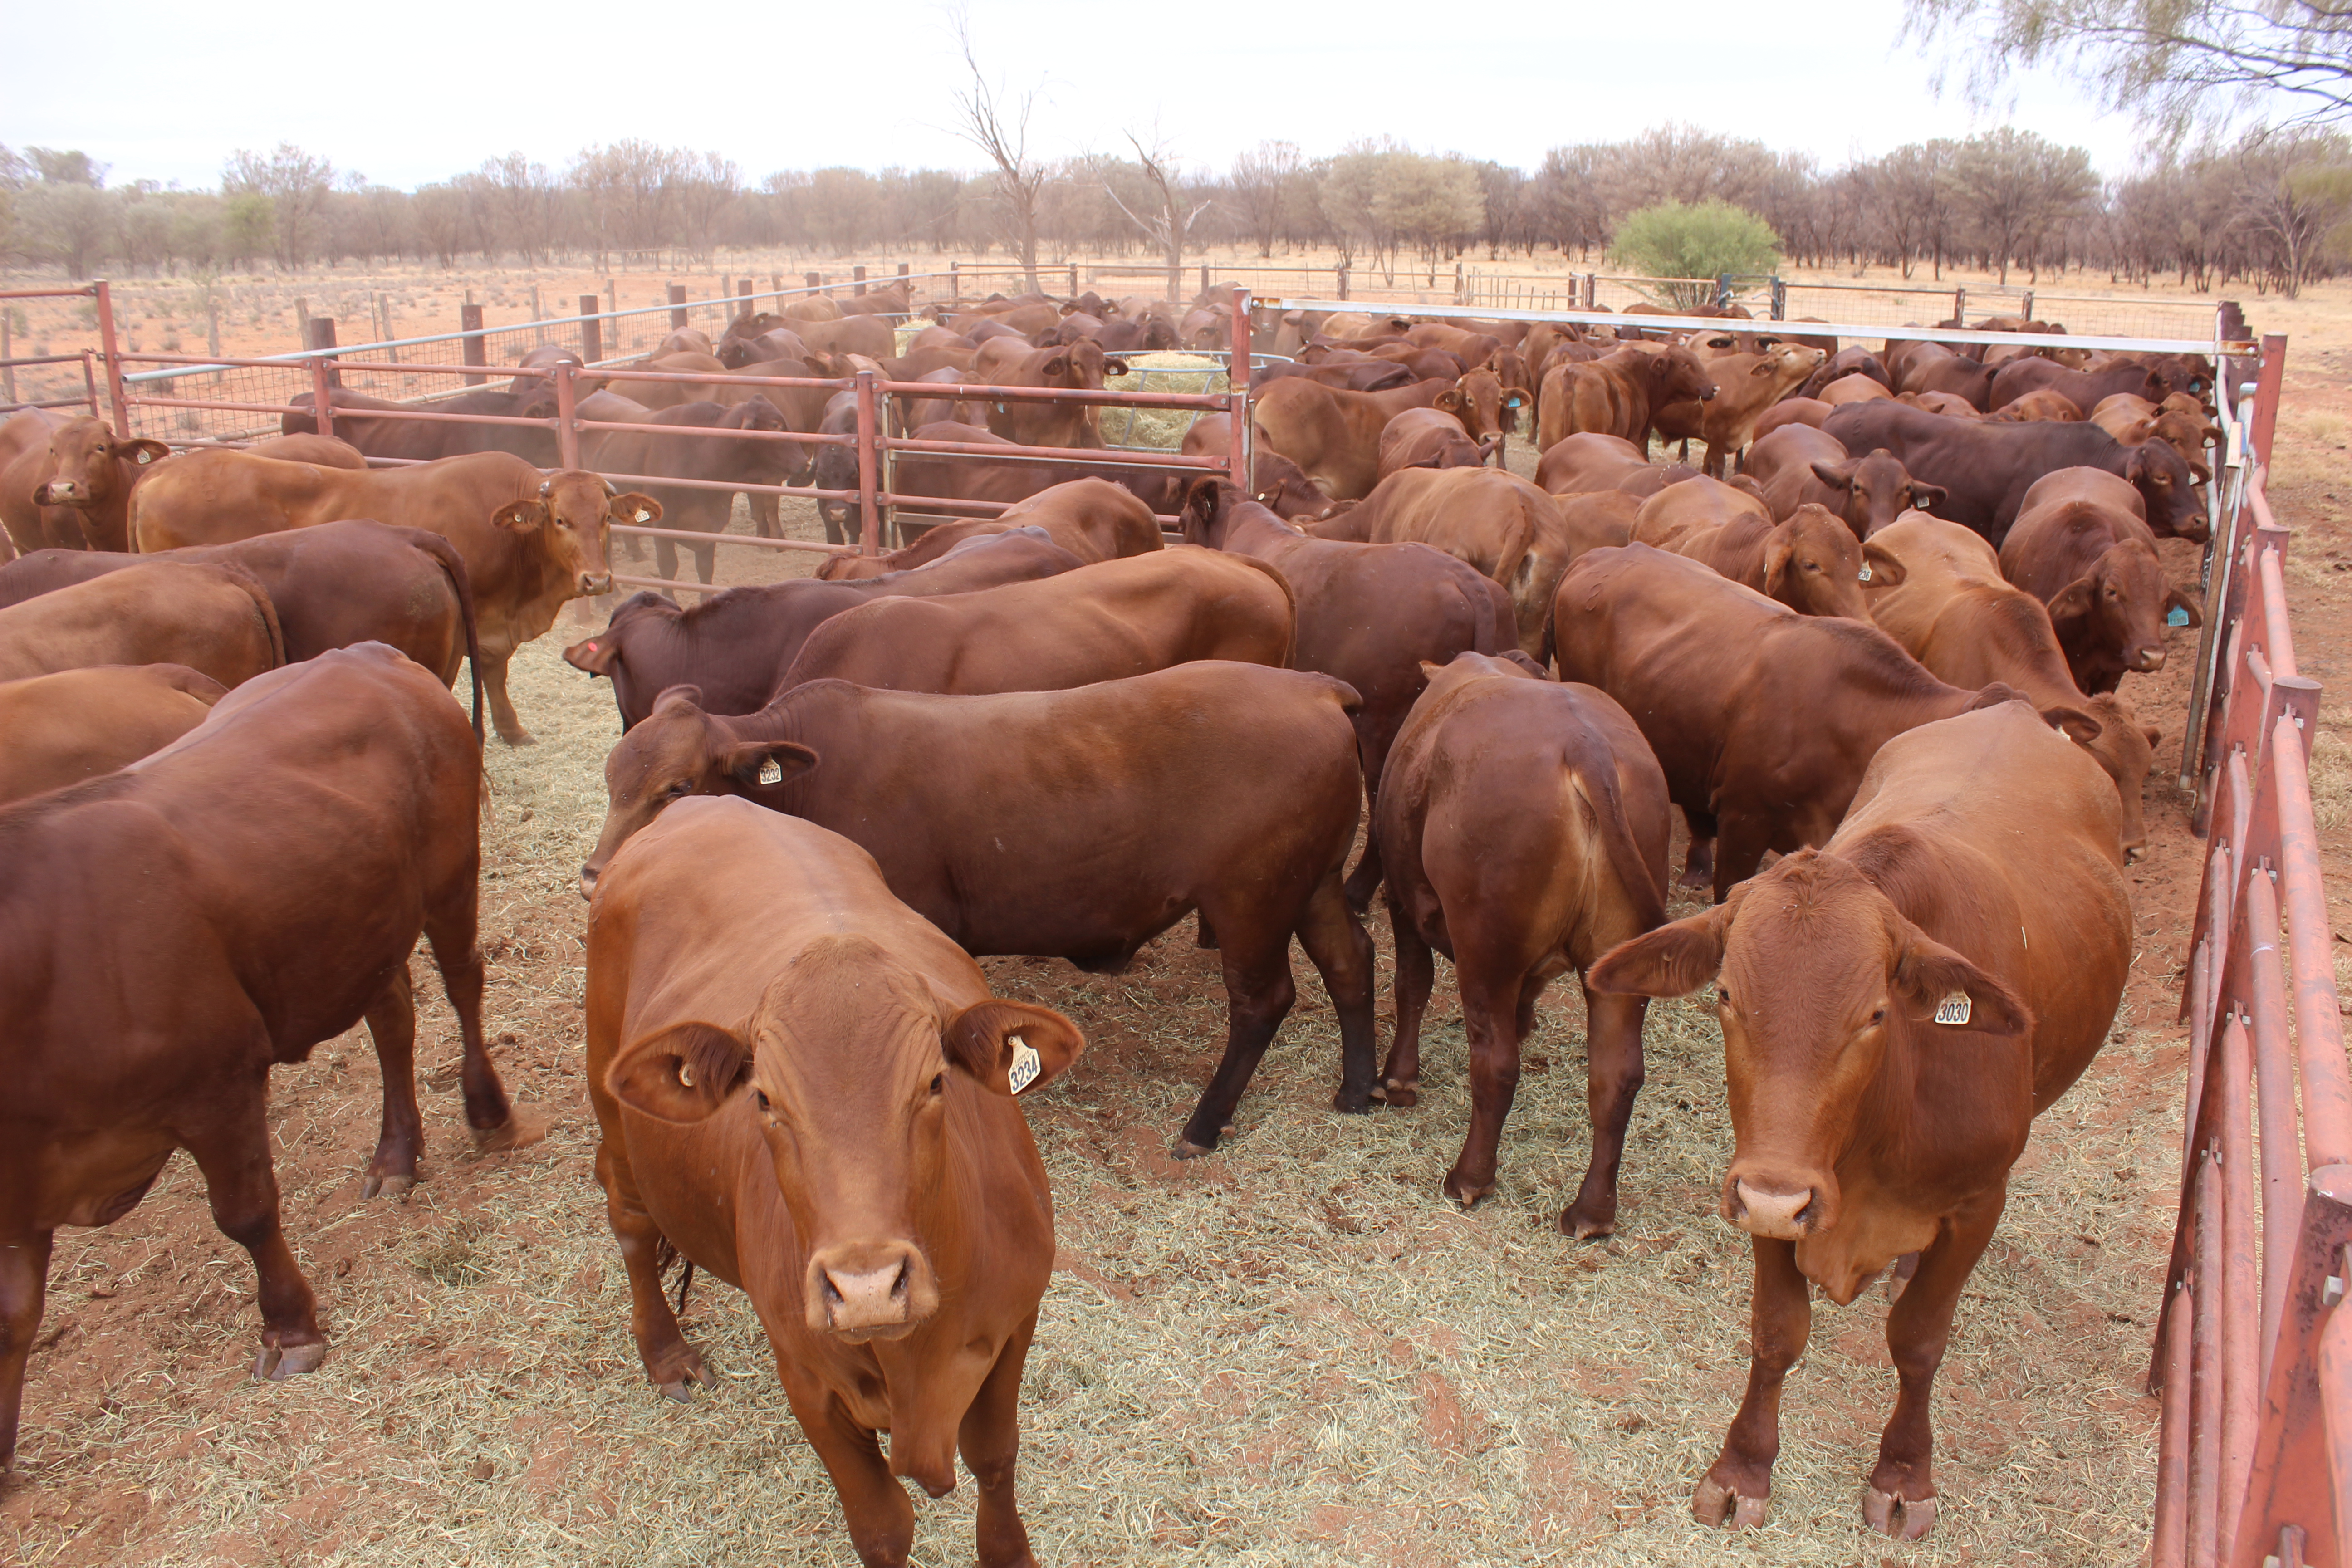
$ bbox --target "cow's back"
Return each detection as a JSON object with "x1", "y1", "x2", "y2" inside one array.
[
  {"x1": 0, "y1": 663, "x2": 224, "y2": 805},
  {"x1": 0, "y1": 559, "x2": 283, "y2": 687}
]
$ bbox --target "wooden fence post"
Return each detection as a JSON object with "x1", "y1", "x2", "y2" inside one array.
[
  {"x1": 853, "y1": 265, "x2": 867, "y2": 296},
  {"x1": 667, "y1": 284, "x2": 688, "y2": 330},
  {"x1": 805, "y1": 271, "x2": 822, "y2": 294},
  {"x1": 579, "y1": 294, "x2": 603, "y2": 363},
  {"x1": 459, "y1": 304, "x2": 485, "y2": 386}
]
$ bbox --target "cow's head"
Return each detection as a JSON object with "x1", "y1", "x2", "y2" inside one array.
[
  {"x1": 1651, "y1": 347, "x2": 1718, "y2": 405},
  {"x1": 1589, "y1": 849, "x2": 2030, "y2": 1250},
  {"x1": 1811, "y1": 448, "x2": 1947, "y2": 539},
  {"x1": 1250, "y1": 451, "x2": 1338, "y2": 522},
  {"x1": 606, "y1": 939, "x2": 1083, "y2": 1340},
  {"x1": 2119, "y1": 440, "x2": 2207, "y2": 541},
  {"x1": 579, "y1": 685, "x2": 815, "y2": 897},
  {"x1": 2046, "y1": 539, "x2": 2201, "y2": 679},
  {"x1": 31, "y1": 418, "x2": 170, "y2": 508},
  {"x1": 2072, "y1": 690, "x2": 2159, "y2": 861},
  {"x1": 494, "y1": 470, "x2": 652, "y2": 598},
  {"x1": 1763, "y1": 505, "x2": 1867, "y2": 620}
]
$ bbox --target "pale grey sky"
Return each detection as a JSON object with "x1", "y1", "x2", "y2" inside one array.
[{"x1": 12, "y1": 0, "x2": 2138, "y2": 189}]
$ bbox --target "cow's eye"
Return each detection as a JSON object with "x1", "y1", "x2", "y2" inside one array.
[
  {"x1": 1715, "y1": 988, "x2": 1732, "y2": 1009},
  {"x1": 666, "y1": 780, "x2": 692, "y2": 797},
  {"x1": 929, "y1": 1073, "x2": 946, "y2": 1097},
  {"x1": 1869, "y1": 1008, "x2": 1887, "y2": 1026},
  {"x1": 754, "y1": 1089, "x2": 771, "y2": 1113}
]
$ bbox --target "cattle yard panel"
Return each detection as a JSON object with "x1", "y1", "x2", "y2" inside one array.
[
  {"x1": 104, "y1": 289, "x2": 1257, "y2": 601},
  {"x1": 0, "y1": 284, "x2": 114, "y2": 420}
]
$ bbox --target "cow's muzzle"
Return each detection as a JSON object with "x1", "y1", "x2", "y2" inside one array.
[
  {"x1": 805, "y1": 1241, "x2": 938, "y2": 1339},
  {"x1": 1725, "y1": 1175, "x2": 1829, "y2": 1240},
  {"x1": 34, "y1": 480, "x2": 80, "y2": 505},
  {"x1": 578, "y1": 571, "x2": 613, "y2": 597}
]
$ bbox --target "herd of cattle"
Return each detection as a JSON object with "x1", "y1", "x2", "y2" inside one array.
[{"x1": 0, "y1": 278, "x2": 2222, "y2": 1562}]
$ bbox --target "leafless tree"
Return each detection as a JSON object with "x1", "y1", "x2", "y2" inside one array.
[
  {"x1": 1104, "y1": 132, "x2": 1213, "y2": 301},
  {"x1": 946, "y1": 8, "x2": 1049, "y2": 289}
]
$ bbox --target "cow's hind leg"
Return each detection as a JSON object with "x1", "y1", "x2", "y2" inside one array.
[
  {"x1": 1680, "y1": 807, "x2": 1718, "y2": 891},
  {"x1": 1863, "y1": 1193, "x2": 2004, "y2": 1540},
  {"x1": 360, "y1": 963, "x2": 425, "y2": 1197},
  {"x1": 594, "y1": 1138, "x2": 708, "y2": 1398},
  {"x1": 1562, "y1": 984, "x2": 1648, "y2": 1238},
  {"x1": 1380, "y1": 892, "x2": 1437, "y2": 1109},
  {"x1": 1342, "y1": 818, "x2": 1386, "y2": 911},
  {"x1": 0, "y1": 1230, "x2": 53, "y2": 1472},
  {"x1": 1172, "y1": 907, "x2": 1298, "y2": 1157},
  {"x1": 422, "y1": 899, "x2": 541, "y2": 1153},
  {"x1": 692, "y1": 539, "x2": 717, "y2": 587},
  {"x1": 1443, "y1": 959, "x2": 1533, "y2": 1206},
  {"x1": 182, "y1": 1076, "x2": 327, "y2": 1381},
  {"x1": 654, "y1": 536, "x2": 680, "y2": 585},
  {"x1": 1296, "y1": 870, "x2": 1379, "y2": 1114},
  {"x1": 961, "y1": 1313, "x2": 1041, "y2": 1568},
  {"x1": 792, "y1": 1390, "x2": 916, "y2": 1568}
]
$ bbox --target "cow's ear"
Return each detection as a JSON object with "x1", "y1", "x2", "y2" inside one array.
[
  {"x1": 720, "y1": 740, "x2": 818, "y2": 790},
  {"x1": 2143, "y1": 724, "x2": 2163, "y2": 748},
  {"x1": 2040, "y1": 703, "x2": 2103, "y2": 747},
  {"x1": 1889, "y1": 921, "x2": 2031, "y2": 1036},
  {"x1": 802, "y1": 357, "x2": 833, "y2": 377},
  {"x1": 2165, "y1": 585, "x2": 2205, "y2": 627},
  {"x1": 1860, "y1": 540, "x2": 1906, "y2": 586},
  {"x1": 1908, "y1": 480, "x2": 1948, "y2": 511},
  {"x1": 2187, "y1": 456, "x2": 2213, "y2": 483},
  {"x1": 1750, "y1": 360, "x2": 1778, "y2": 377},
  {"x1": 606, "y1": 1022, "x2": 754, "y2": 1123},
  {"x1": 1103, "y1": 358, "x2": 1130, "y2": 377},
  {"x1": 608, "y1": 491, "x2": 662, "y2": 525},
  {"x1": 1589, "y1": 893, "x2": 1742, "y2": 997},
  {"x1": 124, "y1": 438, "x2": 172, "y2": 466},
  {"x1": 1762, "y1": 534, "x2": 1796, "y2": 600},
  {"x1": 2048, "y1": 577, "x2": 2096, "y2": 632},
  {"x1": 1809, "y1": 458, "x2": 1857, "y2": 491},
  {"x1": 1435, "y1": 388, "x2": 1465, "y2": 413},
  {"x1": 564, "y1": 637, "x2": 620, "y2": 676},
  {"x1": 1041, "y1": 353, "x2": 1070, "y2": 378},
  {"x1": 942, "y1": 1000, "x2": 1086, "y2": 1097},
  {"x1": 492, "y1": 500, "x2": 549, "y2": 531}
]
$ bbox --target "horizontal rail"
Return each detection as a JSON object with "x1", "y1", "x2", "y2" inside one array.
[
  {"x1": 608, "y1": 522, "x2": 848, "y2": 551},
  {"x1": 0, "y1": 286, "x2": 98, "y2": 301}
]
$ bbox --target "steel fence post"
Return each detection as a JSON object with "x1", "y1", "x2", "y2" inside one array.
[
  {"x1": 305, "y1": 317, "x2": 340, "y2": 387},
  {"x1": 554, "y1": 362, "x2": 580, "y2": 472},
  {"x1": 855, "y1": 368, "x2": 881, "y2": 556},
  {"x1": 2250, "y1": 335, "x2": 2287, "y2": 472},
  {"x1": 1227, "y1": 289, "x2": 1251, "y2": 503},
  {"x1": 93, "y1": 280, "x2": 129, "y2": 437}
]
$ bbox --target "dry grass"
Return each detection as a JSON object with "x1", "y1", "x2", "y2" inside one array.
[{"x1": 4, "y1": 620, "x2": 2179, "y2": 1567}]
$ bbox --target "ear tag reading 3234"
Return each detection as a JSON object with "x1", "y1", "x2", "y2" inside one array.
[
  {"x1": 1007, "y1": 1036, "x2": 1042, "y2": 1094},
  {"x1": 1933, "y1": 995, "x2": 1972, "y2": 1026},
  {"x1": 757, "y1": 757, "x2": 784, "y2": 786}
]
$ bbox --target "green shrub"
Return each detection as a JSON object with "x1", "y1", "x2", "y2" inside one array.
[{"x1": 1610, "y1": 200, "x2": 1783, "y2": 309}]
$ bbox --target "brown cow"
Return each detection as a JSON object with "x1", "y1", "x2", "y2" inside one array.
[
  {"x1": 1750, "y1": 398, "x2": 1833, "y2": 441},
  {"x1": 1177, "y1": 479, "x2": 1514, "y2": 905},
  {"x1": 1537, "y1": 346, "x2": 1718, "y2": 452},
  {"x1": 1638, "y1": 497, "x2": 1869, "y2": 620},
  {"x1": 780, "y1": 548, "x2": 1293, "y2": 694},
  {"x1": 1983, "y1": 388, "x2": 2082, "y2": 423},
  {"x1": 0, "y1": 645, "x2": 539, "y2": 1474},
  {"x1": 283, "y1": 385, "x2": 560, "y2": 466},
  {"x1": 969, "y1": 337, "x2": 1128, "y2": 449},
  {"x1": 584, "y1": 798, "x2": 1078, "y2": 1564},
  {"x1": 0, "y1": 560, "x2": 284, "y2": 688},
  {"x1": 814, "y1": 478, "x2": 1161, "y2": 582},
  {"x1": 1377, "y1": 652, "x2": 1670, "y2": 1230},
  {"x1": 1819, "y1": 374, "x2": 1895, "y2": 407},
  {"x1": 0, "y1": 415, "x2": 171, "y2": 554},
  {"x1": 1747, "y1": 425, "x2": 1948, "y2": 539},
  {"x1": 1534, "y1": 432, "x2": 1653, "y2": 495},
  {"x1": 1310, "y1": 467, "x2": 1570, "y2": 654},
  {"x1": 1590, "y1": 701, "x2": 2131, "y2": 1539},
  {"x1": 1252, "y1": 375, "x2": 1480, "y2": 500},
  {"x1": 1997, "y1": 490, "x2": 2201, "y2": 694},
  {"x1": 1650, "y1": 343, "x2": 1827, "y2": 475},
  {"x1": 126, "y1": 451, "x2": 651, "y2": 744},
  {"x1": 1862, "y1": 514, "x2": 2157, "y2": 856},
  {"x1": 1551, "y1": 544, "x2": 2041, "y2": 899},
  {"x1": 0, "y1": 663, "x2": 225, "y2": 805},
  {"x1": 582, "y1": 665, "x2": 1377, "y2": 1152},
  {"x1": 1377, "y1": 407, "x2": 1489, "y2": 478}
]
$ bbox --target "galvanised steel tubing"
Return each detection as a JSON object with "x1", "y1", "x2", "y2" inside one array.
[
  {"x1": 1251, "y1": 295, "x2": 2244, "y2": 357},
  {"x1": 608, "y1": 522, "x2": 847, "y2": 552},
  {"x1": 881, "y1": 433, "x2": 1225, "y2": 468}
]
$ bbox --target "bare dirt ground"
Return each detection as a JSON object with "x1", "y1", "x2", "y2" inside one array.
[{"x1": 2, "y1": 266, "x2": 2345, "y2": 1567}]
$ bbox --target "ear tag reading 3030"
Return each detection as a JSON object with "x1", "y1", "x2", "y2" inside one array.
[
  {"x1": 757, "y1": 757, "x2": 784, "y2": 785},
  {"x1": 1007, "y1": 1036, "x2": 1042, "y2": 1094},
  {"x1": 1933, "y1": 995, "x2": 1972, "y2": 1026}
]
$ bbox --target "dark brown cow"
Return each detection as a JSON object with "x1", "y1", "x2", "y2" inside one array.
[
  {"x1": 1821, "y1": 401, "x2": 2204, "y2": 543},
  {"x1": 1794, "y1": 348, "x2": 1892, "y2": 402},
  {"x1": 127, "y1": 451, "x2": 650, "y2": 744},
  {"x1": 0, "y1": 663, "x2": 225, "y2": 805},
  {"x1": 584, "y1": 798, "x2": 1077, "y2": 1564},
  {"x1": 581, "y1": 397, "x2": 804, "y2": 587},
  {"x1": 886, "y1": 421, "x2": 1179, "y2": 521},
  {"x1": 0, "y1": 560, "x2": 284, "y2": 688},
  {"x1": 1985, "y1": 355, "x2": 2171, "y2": 413},
  {"x1": 1590, "y1": 701, "x2": 2130, "y2": 1539},
  {"x1": 1551, "y1": 544, "x2": 2040, "y2": 899},
  {"x1": 564, "y1": 529, "x2": 1083, "y2": 729},
  {"x1": 1538, "y1": 346, "x2": 1719, "y2": 452},
  {"x1": 780, "y1": 549, "x2": 1293, "y2": 695},
  {"x1": 0, "y1": 415, "x2": 171, "y2": 554},
  {"x1": 1862, "y1": 513, "x2": 2157, "y2": 855},
  {"x1": 814, "y1": 477, "x2": 1162, "y2": 582},
  {"x1": 1177, "y1": 479, "x2": 1514, "y2": 905},
  {"x1": 1309, "y1": 467, "x2": 1570, "y2": 654},
  {"x1": 284, "y1": 385, "x2": 559, "y2": 465},
  {"x1": 1887, "y1": 340, "x2": 1996, "y2": 409},
  {"x1": 1747, "y1": 425, "x2": 1948, "y2": 538},
  {"x1": 582, "y1": 664, "x2": 1378, "y2": 1152},
  {"x1": 1377, "y1": 652, "x2": 1670, "y2": 1229},
  {"x1": 1997, "y1": 490, "x2": 2201, "y2": 694},
  {"x1": 0, "y1": 519, "x2": 484, "y2": 736},
  {"x1": 0, "y1": 645, "x2": 539, "y2": 1474}
]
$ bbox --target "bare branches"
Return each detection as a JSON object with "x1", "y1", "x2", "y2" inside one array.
[{"x1": 946, "y1": 5, "x2": 1047, "y2": 289}]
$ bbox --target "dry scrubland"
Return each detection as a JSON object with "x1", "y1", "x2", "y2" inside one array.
[{"x1": 4, "y1": 265, "x2": 2352, "y2": 1566}]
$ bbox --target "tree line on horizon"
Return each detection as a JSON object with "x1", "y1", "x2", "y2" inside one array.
[{"x1": 1, "y1": 124, "x2": 2346, "y2": 298}]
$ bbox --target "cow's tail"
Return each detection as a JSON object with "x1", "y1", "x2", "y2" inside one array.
[
  {"x1": 221, "y1": 562, "x2": 289, "y2": 672},
  {"x1": 408, "y1": 527, "x2": 485, "y2": 745},
  {"x1": 1565, "y1": 733, "x2": 1668, "y2": 936}
]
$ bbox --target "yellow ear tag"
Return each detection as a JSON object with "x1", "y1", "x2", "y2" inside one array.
[
  {"x1": 756, "y1": 757, "x2": 784, "y2": 786},
  {"x1": 1933, "y1": 995, "x2": 1972, "y2": 1026},
  {"x1": 1007, "y1": 1036, "x2": 1042, "y2": 1094}
]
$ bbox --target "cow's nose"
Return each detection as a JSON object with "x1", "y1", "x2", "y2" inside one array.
[
  {"x1": 2137, "y1": 647, "x2": 2168, "y2": 671},
  {"x1": 579, "y1": 571, "x2": 612, "y2": 596},
  {"x1": 1730, "y1": 1179, "x2": 1818, "y2": 1240},
  {"x1": 807, "y1": 1242, "x2": 933, "y2": 1338},
  {"x1": 577, "y1": 864, "x2": 598, "y2": 901},
  {"x1": 2124, "y1": 841, "x2": 2147, "y2": 864},
  {"x1": 1699, "y1": 388, "x2": 1717, "y2": 402}
]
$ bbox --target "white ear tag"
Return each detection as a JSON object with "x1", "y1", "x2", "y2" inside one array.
[
  {"x1": 1933, "y1": 995, "x2": 1972, "y2": 1026},
  {"x1": 635, "y1": 509, "x2": 652, "y2": 522},
  {"x1": 756, "y1": 757, "x2": 784, "y2": 785},
  {"x1": 1006, "y1": 1036, "x2": 1042, "y2": 1094},
  {"x1": 1858, "y1": 563, "x2": 1872, "y2": 582}
]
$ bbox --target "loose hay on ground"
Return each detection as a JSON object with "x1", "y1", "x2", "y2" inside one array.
[{"x1": 6, "y1": 630, "x2": 2169, "y2": 1568}]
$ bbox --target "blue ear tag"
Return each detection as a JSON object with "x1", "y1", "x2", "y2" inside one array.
[
  {"x1": 2167, "y1": 606, "x2": 2191, "y2": 627},
  {"x1": 1007, "y1": 1037, "x2": 1041, "y2": 1094}
]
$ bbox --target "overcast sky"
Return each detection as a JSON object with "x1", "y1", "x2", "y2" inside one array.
[{"x1": 8, "y1": 0, "x2": 2138, "y2": 190}]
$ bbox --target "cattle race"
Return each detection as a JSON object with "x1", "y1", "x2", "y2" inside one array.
[{"x1": 5, "y1": 14, "x2": 2352, "y2": 1563}]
